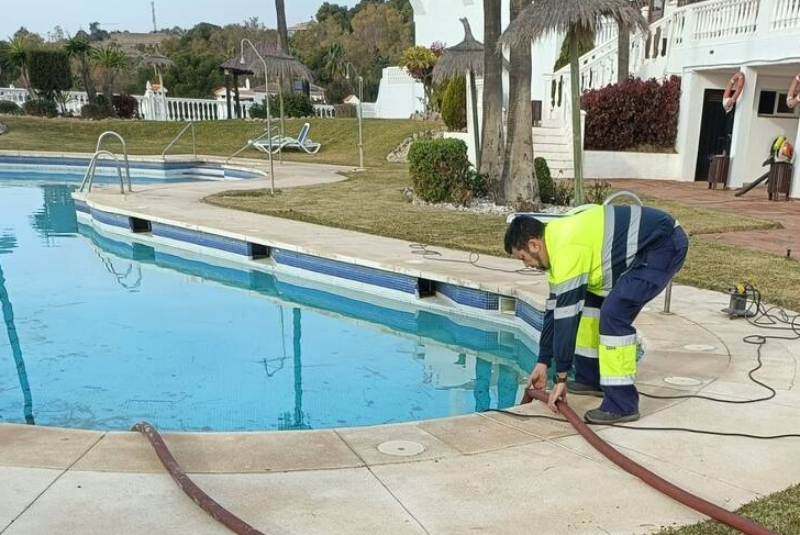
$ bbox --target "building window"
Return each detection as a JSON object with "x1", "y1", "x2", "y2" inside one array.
[{"x1": 758, "y1": 90, "x2": 799, "y2": 118}]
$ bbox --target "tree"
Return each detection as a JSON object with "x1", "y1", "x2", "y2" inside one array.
[
  {"x1": 88, "y1": 22, "x2": 109, "y2": 42},
  {"x1": 399, "y1": 43, "x2": 442, "y2": 113},
  {"x1": 64, "y1": 36, "x2": 97, "y2": 101},
  {"x1": 617, "y1": 24, "x2": 630, "y2": 82},
  {"x1": 93, "y1": 45, "x2": 128, "y2": 107},
  {"x1": 480, "y1": 0, "x2": 505, "y2": 189},
  {"x1": 501, "y1": 0, "x2": 539, "y2": 208},
  {"x1": 27, "y1": 50, "x2": 72, "y2": 103},
  {"x1": 316, "y1": 2, "x2": 351, "y2": 29},
  {"x1": 0, "y1": 41, "x2": 21, "y2": 86},
  {"x1": 501, "y1": 0, "x2": 647, "y2": 204},
  {"x1": 2, "y1": 35, "x2": 34, "y2": 89}
]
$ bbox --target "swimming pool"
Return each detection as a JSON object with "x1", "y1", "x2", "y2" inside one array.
[{"x1": 0, "y1": 176, "x2": 538, "y2": 431}]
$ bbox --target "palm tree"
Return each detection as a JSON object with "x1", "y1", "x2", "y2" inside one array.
[
  {"x1": 502, "y1": 0, "x2": 647, "y2": 204},
  {"x1": 324, "y1": 42, "x2": 345, "y2": 82},
  {"x1": 275, "y1": 0, "x2": 289, "y2": 51},
  {"x1": 3, "y1": 35, "x2": 32, "y2": 89},
  {"x1": 480, "y1": 0, "x2": 505, "y2": 188},
  {"x1": 92, "y1": 45, "x2": 128, "y2": 107},
  {"x1": 64, "y1": 36, "x2": 97, "y2": 102},
  {"x1": 501, "y1": 0, "x2": 539, "y2": 209}
]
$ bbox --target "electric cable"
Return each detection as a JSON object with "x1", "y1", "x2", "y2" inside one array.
[{"x1": 408, "y1": 243, "x2": 543, "y2": 276}]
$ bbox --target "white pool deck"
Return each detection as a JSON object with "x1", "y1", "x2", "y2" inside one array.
[{"x1": 1, "y1": 158, "x2": 799, "y2": 535}]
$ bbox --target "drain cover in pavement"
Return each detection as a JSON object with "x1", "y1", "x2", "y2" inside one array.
[
  {"x1": 683, "y1": 344, "x2": 716, "y2": 352},
  {"x1": 377, "y1": 440, "x2": 425, "y2": 457},
  {"x1": 664, "y1": 376, "x2": 704, "y2": 387}
]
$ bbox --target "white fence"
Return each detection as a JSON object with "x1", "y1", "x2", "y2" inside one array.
[{"x1": 0, "y1": 85, "x2": 345, "y2": 121}]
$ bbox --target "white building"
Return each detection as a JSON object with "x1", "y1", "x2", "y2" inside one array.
[{"x1": 435, "y1": 0, "x2": 800, "y2": 198}]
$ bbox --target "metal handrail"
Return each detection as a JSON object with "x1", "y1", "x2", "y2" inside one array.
[
  {"x1": 162, "y1": 122, "x2": 197, "y2": 159},
  {"x1": 224, "y1": 125, "x2": 281, "y2": 166},
  {"x1": 603, "y1": 190, "x2": 644, "y2": 206},
  {"x1": 95, "y1": 131, "x2": 132, "y2": 192},
  {"x1": 79, "y1": 150, "x2": 126, "y2": 194},
  {"x1": 603, "y1": 190, "x2": 674, "y2": 314}
]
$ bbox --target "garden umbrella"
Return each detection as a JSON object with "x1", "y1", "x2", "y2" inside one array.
[{"x1": 433, "y1": 18, "x2": 484, "y2": 170}]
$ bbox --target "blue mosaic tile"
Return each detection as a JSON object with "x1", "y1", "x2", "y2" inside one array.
[
  {"x1": 74, "y1": 199, "x2": 90, "y2": 214},
  {"x1": 89, "y1": 208, "x2": 130, "y2": 229},
  {"x1": 516, "y1": 299, "x2": 544, "y2": 331},
  {"x1": 151, "y1": 222, "x2": 253, "y2": 257},
  {"x1": 273, "y1": 249, "x2": 418, "y2": 294},
  {"x1": 437, "y1": 282, "x2": 500, "y2": 310}
]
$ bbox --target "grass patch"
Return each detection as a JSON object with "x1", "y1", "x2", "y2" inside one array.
[
  {"x1": 656, "y1": 482, "x2": 800, "y2": 535},
  {"x1": 640, "y1": 198, "x2": 779, "y2": 235},
  {"x1": 0, "y1": 116, "x2": 439, "y2": 168}
]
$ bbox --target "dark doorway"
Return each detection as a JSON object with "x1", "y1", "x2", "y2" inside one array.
[{"x1": 694, "y1": 89, "x2": 735, "y2": 181}]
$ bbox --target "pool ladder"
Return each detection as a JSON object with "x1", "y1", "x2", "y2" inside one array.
[
  {"x1": 79, "y1": 131, "x2": 132, "y2": 194},
  {"x1": 603, "y1": 190, "x2": 674, "y2": 314}
]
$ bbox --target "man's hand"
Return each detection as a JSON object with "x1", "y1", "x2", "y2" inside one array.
[
  {"x1": 548, "y1": 381, "x2": 567, "y2": 413},
  {"x1": 527, "y1": 363, "x2": 548, "y2": 391}
]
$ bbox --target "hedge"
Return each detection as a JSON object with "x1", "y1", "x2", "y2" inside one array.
[
  {"x1": 582, "y1": 76, "x2": 681, "y2": 151},
  {"x1": 408, "y1": 138, "x2": 486, "y2": 205}
]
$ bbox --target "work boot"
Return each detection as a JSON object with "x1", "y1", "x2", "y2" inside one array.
[
  {"x1": 584, "y1": 408, "x2": 640, "y2": 424},
  {"x1": 567, "y1": 380, "x2": 603, "y2": 398}
]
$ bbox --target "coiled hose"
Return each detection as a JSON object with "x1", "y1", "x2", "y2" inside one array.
[{"x1": 519, "y1": 389, "x2": 779, "y2": 535}]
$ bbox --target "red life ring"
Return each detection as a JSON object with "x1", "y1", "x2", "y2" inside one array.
[
  {"x1": 787, "y1": 72, "x2": 800, "y2": 109},
  {"x1": 722, "y1": 72, "x2": 745, "y2": 112}
]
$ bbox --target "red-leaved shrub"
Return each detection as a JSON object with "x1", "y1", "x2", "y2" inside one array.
[{"x1": 582, "y1": 76, "x2": 681, "y2": 151}]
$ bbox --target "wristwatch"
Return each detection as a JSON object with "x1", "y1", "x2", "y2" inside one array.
[{"x1": 555, "y1": 374, "x2": 568, "y2": 384}]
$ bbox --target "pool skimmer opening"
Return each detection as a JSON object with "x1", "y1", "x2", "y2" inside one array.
[{"x1": 377, "y1": 440, "x2": 425, "y2": 457}]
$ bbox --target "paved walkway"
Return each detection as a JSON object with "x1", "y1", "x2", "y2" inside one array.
[
  {"x1": 611, "y1": 179, "x2": 799, "y2": 259},
  {"x1": 1, "y1": 169, "x2": 799, "y2": 535}
]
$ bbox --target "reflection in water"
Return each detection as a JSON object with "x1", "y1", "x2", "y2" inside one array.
[
  {"x1": 0, "y1": 233, "x2": 18, "y2": 254},
  {"x1": 0, "y1": 259, "x2": 35, "y2": 424},
  {"x1": 30, "y1": 184, "x2": 78, "y2": 240},
  {"x1": 279, "y1": 307, "x2": 310, "y2": 430}
]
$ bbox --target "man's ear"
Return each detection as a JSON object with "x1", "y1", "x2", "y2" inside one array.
[{"x1": 527, "y1": 237, "x2": 540, "y2": 253}]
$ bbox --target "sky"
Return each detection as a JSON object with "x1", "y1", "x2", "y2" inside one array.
[{"x1": 1, "y1": 0, "x2": 359, "y2": 40}]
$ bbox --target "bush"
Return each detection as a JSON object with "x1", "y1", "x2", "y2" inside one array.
[
  {"x1": 23, "y1": 99, "x2": 58, "y2": 118},
  {"x1": 534, "y1": 157, "x2": 554, "y2": 204},
  {"x1": 248, "y1": 101, "x2": 269, "y2": 119},
  {"x1": 585, "y1": 180, "x2": 614, "y2": 204},
  {"x1": 333, "y1": 103, "x2": 357, "y2": 118},
  {"x1": 551, "y1": 179, "x2": 575, "y2": 207},
  {"x1": 81, "y1": 102, "x2": 112, "y2": 120},
  {"x1": 269, "y1": 93, "x2": 315, "y2": 118},
  {"x1": 441, "y1": 75, "x2": 467, "y2": 131},
  {"x1": 408, "y1": 138, "x2": 486, "y2": 206},
  {"x1": 0, "y1": 100, "x2": 22, "y2": 115},
  {"x1": 582, "y1": 76, "x2": 681, "y2": 151},
  {"x1": 112, "y1": 94, "x2": 138, "y2": 119},
  {"x1": 27, "y1": 50, "x2": 72, "y2": 99}
]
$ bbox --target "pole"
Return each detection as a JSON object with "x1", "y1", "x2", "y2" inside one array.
[
  {"x1": 568, "y1": 27, "x2": 585, "y2": 205},
  {"x1": 240, "y1": 39, "x2": 276, "y2": 195},
  {"x1": 357, "y1": 76, "x2": 364, "y2": 170},
  {"x1": 278, "y1": 75, "x2": 285, "y2": 165},
  {"x1": 469, "y1": 69, "x2": 481, "y2": 170}
]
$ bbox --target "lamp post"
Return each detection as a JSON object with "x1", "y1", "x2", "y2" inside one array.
[
  {"x1": 240, "y1": 38, "x2": 275, "y2": 195},
  {"x1": 345, "y1": 62, "x2": 365, "y2": 171}
]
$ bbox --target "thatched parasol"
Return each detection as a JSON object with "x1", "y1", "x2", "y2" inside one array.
[
  {"x1": 141, "y1": 50, "x2": 176, "y2": 94},
  {"x1": 500, "y1": 0, "x2": 648, "y2": 203},
  {"x1": 432, "y1": 18, "x2": 484, "y2": 169}
]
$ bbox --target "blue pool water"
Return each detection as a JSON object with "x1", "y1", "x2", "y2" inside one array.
[{"x1": 0, "y1": 177, "x2": 537, "y2": 431}]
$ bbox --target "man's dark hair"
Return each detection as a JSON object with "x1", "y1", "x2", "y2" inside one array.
[{"x1": 504, "y1": 216, "x2": 545, "y2": 255}]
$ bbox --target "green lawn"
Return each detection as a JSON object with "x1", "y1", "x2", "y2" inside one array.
[
  {"x1": 0, "y1": 116, "x2": 439, "y2": 168},
  {"x1": 656, "y1": 483, "x2": 800, "y2": 535}
]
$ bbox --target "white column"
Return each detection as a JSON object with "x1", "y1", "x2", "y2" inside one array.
[
  {"x1": 728, "y1": 66, "x2": 759, "y2": 188},
  {"x1": 789, "y1": 119, "x2": 800, "y2": 199}
]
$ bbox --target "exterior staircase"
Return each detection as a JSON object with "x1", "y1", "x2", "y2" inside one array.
[{"x1": 533, "y1": 121, "x2": 574, "y2": 179}]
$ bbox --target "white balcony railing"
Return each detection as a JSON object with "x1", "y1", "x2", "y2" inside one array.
[
  {"x1": 692, "y1": 0, "x2": 760, "y2": 41},
  {"x1": 771, "y1": 0, "x2": 800, "y2": 29}
]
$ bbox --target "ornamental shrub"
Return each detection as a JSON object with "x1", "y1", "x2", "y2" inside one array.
[
  {"x1": 534, "y1": 157, "x2": 554, "y2": 204},
  {"x1": 408, "y1": 138, "x2": 486, "y2": 205},
  {"x1": 582, "y1": 75, "x2": 681, "y2": 151},
  {"x1": 112, "y1": 94, "x2": 138, "y2": 119},
  {"x1": 0, "y1": 100, "x2": 22, "y2": 115},
  {"x1": 441, "y1": 76, "x2": 467, "y2": 131},
  {"x1": 27, "y1": 50, "x2": 72, "y2": 99},
  {"x1": 23, "y1": 99, "x2": 58, "y2": 117}
]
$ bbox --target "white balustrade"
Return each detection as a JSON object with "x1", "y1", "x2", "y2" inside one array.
[
  {"x1": 772, "y1": 0, "x2": 800, "y2": 29},
  {"x1": 692, "y1": 0, "x2": 760, "y2": 41},
  {"x1": 314, "y1": 104, "x2": 336, "y2": 118}
]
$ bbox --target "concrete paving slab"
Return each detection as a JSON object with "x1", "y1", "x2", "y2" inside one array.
[
  {"x1": 0, "y1": 467, "x2": 62, "y2": 532},
  {"x1": 0, "y1": 424, "x2": 103, "y2": 469},
  {"x1": 370, "y1": 440, "x2": 708, "y2": 535},
  {"x1": 336, "y1": 422, "x2": 461, "y2": 466},
  {"x1": 74, "y1": 429, "x2": 363, "y2": 473},
  {"x1": 418, "y1": 414, "x2": 543, "y2": 454},
  {"x1": 589, "y1": 399, "x2": 800, "y2": 495}
]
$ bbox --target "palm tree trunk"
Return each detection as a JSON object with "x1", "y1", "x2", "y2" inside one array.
[
  {"x1": 501, "y1": 0, "x2": 538, "y2": 209},
  {"x1": 275, "y1": 0, "x2": 289, "y2": 51},
  {"x1": 569, "y1": 27, "x2": 584, "y2": 205},
  {"x1": 617, "y1": 24, "x2": 630, "y2": 82},
  {"x1": 80, "y1": 57, "x2": 97, "y2": 102},
  {"x1": 479, "y1": 0, "x2": 505, "y2": 188}
]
